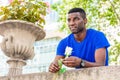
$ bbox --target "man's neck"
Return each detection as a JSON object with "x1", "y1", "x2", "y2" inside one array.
[{"x1": 74, "y1": 29, "x2": 87, "y2": 42}]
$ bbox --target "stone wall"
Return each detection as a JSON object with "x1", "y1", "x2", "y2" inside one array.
[{"x1": 0, "y1": 66, "x2": 120, "y2": 80}]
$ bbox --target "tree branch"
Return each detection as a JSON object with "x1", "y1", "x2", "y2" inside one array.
[{"x1": 109, "y1": 0, "x2": 120, "y2": 24}]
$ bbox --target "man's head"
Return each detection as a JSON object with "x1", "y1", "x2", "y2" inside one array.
[
  {"x1": 67, "y1": 8, "x2": 87, "y2": 34},
  {"x1": 68, "y1": 8, "x2": 86, "y2": 19}
]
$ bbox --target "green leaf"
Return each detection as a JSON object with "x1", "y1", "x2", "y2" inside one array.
[
  {"x1": 58, "y1": 59, "x2": 63, "y2": 68},
  {"x1": 58, "y1": 59, "x2": 66, "y2": 74},
  {"x1": 58, "y1": 68, "x2": 66, "y2": 75}
]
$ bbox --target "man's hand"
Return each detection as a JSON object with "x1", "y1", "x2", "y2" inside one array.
[
  {"x1": 49, "y1": 61, "x2": 60, "y2": 73},
  {"x1": 49, "y1": 56, "x2": 65, "y2": 73},
  {"x1": 62, "y1": 56, "x2": 81, "y2": 67}
]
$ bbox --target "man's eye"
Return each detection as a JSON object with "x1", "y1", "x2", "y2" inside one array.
[
  {"x1": 67, "y1": 19, "x2": 70, "y2": 22},
  {"x1": 74, "y1": 17, "x2": 79, "y2": 20}
]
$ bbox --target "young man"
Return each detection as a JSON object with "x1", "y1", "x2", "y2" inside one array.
[{"x1": 49, "y1": 8, "x2": 110, "y2": 73}]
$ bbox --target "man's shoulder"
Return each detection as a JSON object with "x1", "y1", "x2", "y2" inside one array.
[
  {"x1": 87, "y1": 28, "x2": 104, "y2": 35},
  {"x1": 86, "y1": 29, "x2": 106, "y2": 41},
  {"x1": 87, "y1": 28, "x2": 98, "y2": 32},
  {"x1": 60, "y1": 33, "x2": 73, "y2": 42}
]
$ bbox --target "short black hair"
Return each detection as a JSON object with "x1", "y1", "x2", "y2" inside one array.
[{"x1": 68, "y1": 8, "x2": 86, "y2": 19}]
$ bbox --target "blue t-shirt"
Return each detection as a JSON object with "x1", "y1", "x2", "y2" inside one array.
[{"x1": 56, "y1": 29, "x2": 110, "y2": 66}]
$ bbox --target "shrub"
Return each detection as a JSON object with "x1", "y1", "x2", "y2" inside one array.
[{"x1": 0, "y1": 0, "x2": 48, "y2": 28}]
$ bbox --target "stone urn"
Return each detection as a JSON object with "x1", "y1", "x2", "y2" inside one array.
[{"x1": 0, "y1": 20, "x2": 45, "y2": 76}]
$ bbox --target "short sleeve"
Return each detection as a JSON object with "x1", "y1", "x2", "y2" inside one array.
[
  {"x1": 56, "y1": 38, "x2": 67, "y2": 56},
  {"x1": 95, "y1": 32, "x2": 110, "y2": 49}
]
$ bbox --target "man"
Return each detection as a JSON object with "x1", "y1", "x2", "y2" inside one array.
[{"x1": 49, "y1": 8, "x2": 110, "y2": 73}]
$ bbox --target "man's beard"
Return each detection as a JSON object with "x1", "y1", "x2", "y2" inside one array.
[{"x1": 72, "y1": 27, "x2": 84, "y2": 34}]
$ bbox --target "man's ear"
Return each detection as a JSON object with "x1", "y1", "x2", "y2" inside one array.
[{"x1": 84, "y1": 18, "x2": 87, "y2": 24}]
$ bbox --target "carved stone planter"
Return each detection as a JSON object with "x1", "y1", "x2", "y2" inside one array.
[{"x1": 0, "y1": 20, "x2": 45, "y2": 76}]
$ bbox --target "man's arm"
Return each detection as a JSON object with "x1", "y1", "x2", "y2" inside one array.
[
  {"x1": 49, "y1": 55, "x2": 64, "y2": 73},
  {"x1": 83, "y1": 47, "x2": 106, "y2": 67},
  {"x1": 63, "y1": 48, "x2": 107, "y2": 68}
]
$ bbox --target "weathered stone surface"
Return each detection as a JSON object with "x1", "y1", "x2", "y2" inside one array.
[
  {"x1": 0, "y1": 66, "x2": 120, "y2": 80},
  {"x1": 0, "y1": 20, "x2": 45, "y2": 76}
]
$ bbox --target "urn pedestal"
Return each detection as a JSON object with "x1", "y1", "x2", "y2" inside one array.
[{"x1": 0, "y1": 20, "x2": 45, "y2": 76}]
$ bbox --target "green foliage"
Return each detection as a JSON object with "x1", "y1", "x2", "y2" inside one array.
[
  {"x1": 109, "y1": 40, "x2": 120, "y2": 65},
  {"x1": 0, "y1": 0, "x2": 48, "y2": 28},
  {"x1": 51, "y1": 0, "x2": 120, "y2": 33}
]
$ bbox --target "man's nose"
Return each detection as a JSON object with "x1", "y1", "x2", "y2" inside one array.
[{"x1": 69, "y1": 21, "x2": 75, "y2": 26}]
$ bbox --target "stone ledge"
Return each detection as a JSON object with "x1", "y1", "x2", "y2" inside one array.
[{"x1": 0, "y1": 66, "x2": 120, "y2": 80}]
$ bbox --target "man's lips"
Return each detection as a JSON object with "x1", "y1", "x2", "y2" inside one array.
[{"x1": 70, "y1": 27, "x2": 77, "y2": 30}]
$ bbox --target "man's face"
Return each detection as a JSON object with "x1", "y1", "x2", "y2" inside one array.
[{"x1": 67, "y1": 12, "x2": 87, "y2": 34}]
